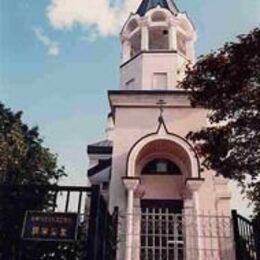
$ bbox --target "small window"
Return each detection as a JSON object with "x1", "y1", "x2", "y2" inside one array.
[
  {"x1": 141, "y1": 159, "x2": 181, "y2": 175},
  {"x1": 149, "y1": 27, "x2": 169, "y2": 50},
  {"x1": 125, "y1": 78, "x2": 135, "y2": 89},
  {"x1": 153, "y1": 73, "x2": 167, "y2": 90},
  {"x1": 156, "y1": 161, "x2": 167, "y2": 172},
  {"x1": 127, "y1": 19, "x2": 138, "y2": 33}
]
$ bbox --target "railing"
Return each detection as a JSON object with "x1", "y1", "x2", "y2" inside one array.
[{"x1": 232, "y1": 210, "x2": 260, "y2": 260}]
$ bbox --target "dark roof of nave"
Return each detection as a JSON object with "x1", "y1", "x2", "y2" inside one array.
[
  {"x1": 136, "y1": 0, "x2": 179, "y2": 16},
  {"x1": 87, "y1": 140, "x2": 113, "y2": 154},
  {"x1": 88, "y1": 159, "x2": 112, "y2": 177}
]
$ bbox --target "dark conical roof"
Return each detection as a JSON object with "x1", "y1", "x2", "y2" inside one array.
[{"x1": 136, "y1": 0, "x2": 178, "y2": 16}]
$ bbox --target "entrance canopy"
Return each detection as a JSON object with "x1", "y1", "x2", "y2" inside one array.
[{"x1": 126, "y1": 133, "x2": 201, "y2": 179}]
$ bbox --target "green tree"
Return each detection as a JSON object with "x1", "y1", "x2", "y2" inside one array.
[
  {"x1": 180, "y1": 28, "x2": 260, "y2": 217},
  {"x1": 0, "y1": 102, "x2": 67, "y2": 258}
]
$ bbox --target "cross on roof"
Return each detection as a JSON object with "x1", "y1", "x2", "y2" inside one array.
[{"x1": 157, "y1": 99, "x2": 167, "y2": 119}]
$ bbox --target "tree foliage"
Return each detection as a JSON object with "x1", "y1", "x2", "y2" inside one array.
[
  {"x1": 180, "y1": 28, "x2": 260, "y2": 216},
  {"x1": 0, "y1": 103, "x2": 67, "y2": 258},
  {"x1": 0, "y1": 103, "x2": 65, "y2": 184}
]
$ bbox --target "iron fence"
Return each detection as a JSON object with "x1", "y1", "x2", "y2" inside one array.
[
  {"x1": 118, "y1": 209, "x2": 236, "y2": 260},
  {"x1": 1, "y1": 184, "x2": 259, "y2": 260},
  {"x1": 232, "y1": 210, "x2": 260, "y2": 260}
]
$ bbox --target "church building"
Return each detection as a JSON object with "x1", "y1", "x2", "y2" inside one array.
[{"x1": 87, "y1": 0, "x2": 235, "y2": 259}]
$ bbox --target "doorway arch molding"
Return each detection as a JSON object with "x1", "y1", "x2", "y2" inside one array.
[{"x1": 125, "y1": 127, "x2": 201, "y2": 179}]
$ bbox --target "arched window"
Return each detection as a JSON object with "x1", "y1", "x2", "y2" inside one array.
[
  {"x1": 127, "y1": 19, "x2": 138, "y2": 34},
  {"x1": 129, "y1": 30, "x2": 141, "y2": 57},
  {"x1": 151, "y1": 11, "x2": 167, "y2": 22},
  {"x1": 149, "y1": 27, "x2": 169, "y2": 50},
  {"x1": 141, "y1": 159, "x2": 181, "y2": 175}
]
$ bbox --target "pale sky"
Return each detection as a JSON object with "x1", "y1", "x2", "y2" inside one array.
[{"x1": 0, "y1": 0, "x2": 259, "y2": 217}]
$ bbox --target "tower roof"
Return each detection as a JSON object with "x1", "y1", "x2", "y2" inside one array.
[{"x1": 136, "y1": 0, "x2": 179, "y2": 16}]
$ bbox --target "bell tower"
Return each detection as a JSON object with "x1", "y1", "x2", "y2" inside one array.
[
  {"x1": 120, "y1": 0, "x2": 196, "y2": 90},
  {"x1": 87, "y1": 1, "x2": 233, "y2": 259}
]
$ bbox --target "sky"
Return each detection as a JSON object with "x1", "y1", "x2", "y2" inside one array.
[{"x1": 0, "y1": 0, "x2": 259, "y2": 215}]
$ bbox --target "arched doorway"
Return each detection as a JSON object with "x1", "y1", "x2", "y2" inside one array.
[
  {"x1": 124, "y1": 131, "x2": 202, "y2": 260},
  {"x1": 130, "y1": 139, "x2": 195, "y2": 260}
]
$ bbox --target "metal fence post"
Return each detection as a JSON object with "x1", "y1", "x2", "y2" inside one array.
[
  {"x1": 86, "y1": 185, "x2": 101, "y2": 260},
  {"x1": 101, "y1": 200, "x2": 108, "y2": 260},
  {"x1": 253, "y1": 218, "x2": 260, "y2": 260},
  {"x1": 232, "y1": 210, "x2": 242, "y2": 260},
  {"x1": 112, "y1": 206, "x2": 119, "y2": 260}
]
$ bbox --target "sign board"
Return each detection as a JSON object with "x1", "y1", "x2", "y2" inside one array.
[{"x1": 22, "y1": 211, "x2": 78, "y2": 242}]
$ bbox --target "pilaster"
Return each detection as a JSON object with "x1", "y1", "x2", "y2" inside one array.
[
  {"x1": 140, "y1": 20, "x2": 149, "y2": 51},
  {"x1": 122, "y1": 177, "x2": 140, "y2": 260},
  {"x1": 169, "y1": 19, "x2": 177, "y2": 50},
  {"x1": 185, "y1": 178, "x2": 204, "y2": 259}
]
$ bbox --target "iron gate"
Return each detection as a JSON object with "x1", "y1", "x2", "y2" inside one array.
[
  {"x1": 140, "y1": 208, "x2": 184, "y2": 260},
  {"x1": 140, "y1": 200, "x2": 184, "y2": 260}
]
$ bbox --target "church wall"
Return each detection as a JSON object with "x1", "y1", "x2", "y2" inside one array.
[
  {"x1": 120, "y1": 54, "x2": 143, "y2": 90},
  {"x1": 115, "y1": 106, "x2": 208, "y2": 137},
  {"x1": 120, "y1": 52, "x2": 181, "y2": 90},
  {"x1": 109, "y1": 104, "x2": 231, "y2": 215},
  {"x1": 141, "y1": 53, "x2": 177, "y2": 89},
  {"x1": 196, "y1": 170, "x2": 219, "y2": 214},
  {"x1": 109, "y1": 105, "x2": 208, "y2": 211},
  {"x1": 176, "y1": 53, "x2": 191, "y2": 83}
]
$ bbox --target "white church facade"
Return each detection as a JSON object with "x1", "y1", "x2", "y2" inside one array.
[{"x1": 87, "y1": 0, "x2": 235, "y2": 259}]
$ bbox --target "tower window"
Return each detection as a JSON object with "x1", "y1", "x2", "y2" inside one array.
[
  {"x1": 153, "y1": 73, "x2": 167, "y2": 90},
  {"x1": 130, "y1": 30, "x2": 141, "y2": 57},
  {"x1": 127, "y1": 19, "x2": 138, "y2": 33},
  {"x1": 149, "y1": 27, "x2": 169, "y2": 50},
  {"x1": 141, "y1": 159, "x2": 181, "y2": 175}
]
